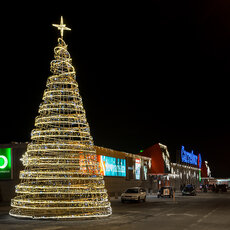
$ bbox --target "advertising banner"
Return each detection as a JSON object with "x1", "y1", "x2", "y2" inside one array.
[
  {"x1": 135, "y1": 159, "x2": 141, "y2": 180},
  {"x1": 98, "y1": 155, "x2": 126, "y2": 177}
]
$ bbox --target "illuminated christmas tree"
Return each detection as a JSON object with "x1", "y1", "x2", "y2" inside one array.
[{"x1": 9, "y1": 17, "x2": 112, "y2": 219}]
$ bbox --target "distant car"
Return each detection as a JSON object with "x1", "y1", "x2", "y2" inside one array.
[
  {"x1": 182, "y1": 185, "x2": 196, "y2": 196},
  {"x1": 216, "y1": 184, "x2": 227, "y2": 192},
  {"x1": 157, "y1": 186, "x2": 173, "y2": 198},
  {"x1": 121, "y1": 187, "x2": 146, "y2": 203}
]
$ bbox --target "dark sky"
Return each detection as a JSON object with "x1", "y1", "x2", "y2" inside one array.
[{"x1": 1, "y1": 1, "x2": 229, "y2": 177}]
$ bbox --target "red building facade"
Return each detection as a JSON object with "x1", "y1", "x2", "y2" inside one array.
[
  {"x1": 140, "y1": 144, "x2": 165, "y2": 174},
  {"x1": 140, "y1": 143, "x2": 204, "y2": 191},
  {"x1": 140, "y1": 143, "x2": 171, "y2": 189}
]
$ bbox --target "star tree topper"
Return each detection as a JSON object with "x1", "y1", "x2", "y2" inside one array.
[{"x1": 52, "y1": 16, "x2": 71, "y2": 38}]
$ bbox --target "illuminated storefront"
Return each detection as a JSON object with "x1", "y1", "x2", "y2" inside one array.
[
  {"x1": 0, "y1": 142, "x2": 210, "y2": 199},
  {"x1": 170, "y1": 145, "x2": 203, "y2": 188},
  {"x1": 95, "y1": 146, "x2": 151, "y2": 196},
  {"x1": 140, "y1": 144, "x2": 203, "y2": 191},
  {"x1": 0, "y1": 143, "x2": 151, "y2": 201}
]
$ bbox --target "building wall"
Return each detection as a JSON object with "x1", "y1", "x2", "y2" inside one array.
[
  {"x1": 140, "y1": 144, "x2": 165, "y2": 174},
  {"x1": 201, "y1": 161, "x2": 208, "y2": 177},
  {"x1": 139, "y1": 143, "x2": 202, "y2": 192},
  {"x1": 95, "y1": 146, "x2": 151, "y2": 196},
  {"x1": 103, "y1": 177, "x2": 149, "y2": 196},
  {"x1": 170, "y1": 163, "x2": 201, "y2": 190},
  {"x1": 0, "y1": 143, "x2": 151, "y2": 202}
]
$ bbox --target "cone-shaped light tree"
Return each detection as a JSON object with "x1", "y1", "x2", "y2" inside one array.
[{"x1": 9, "y1": 17, "x2": 112, "y2": 219}]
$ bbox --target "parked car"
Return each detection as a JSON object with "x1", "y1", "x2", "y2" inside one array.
[
  {"x1": 182, "y1": 185, "x2": 196, "y2": 196},
  {"x1": 215, "y1": 184, "x2": 227, "y2": 193},
  {"x1": 121, "y1": 187, "x2": 146, "y2": 203},
  {"x1": 157, "y1": 186, "x2": 173, "y2": 198}
]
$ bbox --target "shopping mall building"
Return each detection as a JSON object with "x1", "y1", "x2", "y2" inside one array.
[
  {"x1": 139, "y1": 143, "x2": 211, "y2": 191},
  {"x1": 0, "y1": 142, "x2": 151, "y2": 201},
  {"x1": 0, "y1": 142, "x2": 211, "y2": 201}
]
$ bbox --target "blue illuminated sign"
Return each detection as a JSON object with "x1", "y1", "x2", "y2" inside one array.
[
  {"x1": 98, "y1": 155, "x2": 126, "y2": 177},
  {"x1": 181, "y1": 146, "x2": 198, "y2": 166}
]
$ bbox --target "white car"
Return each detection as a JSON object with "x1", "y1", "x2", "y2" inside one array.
[{"x1": 121, "y1": 187, "x2": 147, "y2": 203}]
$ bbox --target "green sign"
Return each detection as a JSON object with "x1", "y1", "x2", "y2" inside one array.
[
  {"x1": 0, "y1": 148, "x2": 12, "y2": 179},
  {"x1": 199, "y1": 169, "x2": 201, "y2": 182}
]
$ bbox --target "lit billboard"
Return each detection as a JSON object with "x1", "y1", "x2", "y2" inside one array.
[
  {"x1": 98, "y1": 155, "x2": 126, "y2": 177},
  {"x1": 135, "y1": 159, "x2": 141, "y2": 180},
  {"x1": 0, "y1": 148, "x2": 12, "y2": 179}
]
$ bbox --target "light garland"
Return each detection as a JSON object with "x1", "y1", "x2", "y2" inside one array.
[{"x1": 9, "y1": 17, "x2": 112, "y2": 219}]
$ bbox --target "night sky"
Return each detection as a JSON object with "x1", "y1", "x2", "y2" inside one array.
[{"x1": 1, "y1": 1, "x2": 229, "y2": 177}]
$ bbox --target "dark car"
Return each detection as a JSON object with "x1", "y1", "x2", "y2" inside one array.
[
  {"x1": 182, "y1": 185, "x2": 196, "y2": 196},
  {"x1": 216, "y1": 184, "x2": 227, "y2": 193},
  {"x1": 157, "y1": 186, "x2": 173, "y2": 198}
]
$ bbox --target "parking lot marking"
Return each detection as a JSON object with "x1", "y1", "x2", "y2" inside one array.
[
  {"x1": 197, "y1": 207, "x2": 218, "y2": 223},
  {"x1": 166, "y1": 213, "x2": 197, "y2": 217},
  {"x1": 154, "y1": 207, "x2": 177, "y2": 217}
]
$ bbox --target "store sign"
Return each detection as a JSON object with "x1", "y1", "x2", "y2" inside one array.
[
  {"x1": 181, "y1": 146, "x2": 198, "y2": 166},
  {"x1": 198, "y1": 153, "x2": 202, "y2": 169},
  {"x1": 181, "y1": 146, "x2": 202, "y2": 168},
  {"x1": 135, "y1": 159, "x2": 141, "y2": 180},
  {"x1": 98, "y1": 155, "x2": 126, "y2": 177},
  {"x1": 0, "y1": 148, "x2": 12, "y2": 179}
]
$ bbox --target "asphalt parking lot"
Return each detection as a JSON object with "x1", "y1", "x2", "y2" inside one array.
[{"x1": 0, "y1": 191, "x2": 230, "y2": 230}]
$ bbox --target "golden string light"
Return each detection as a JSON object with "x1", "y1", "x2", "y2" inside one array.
[
  {"x1": 52, "y1": 16, "x2": 71, "y2": 38},
  {"x1": 9, "y1": 17, "x2": 112, "y2": 219}
]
